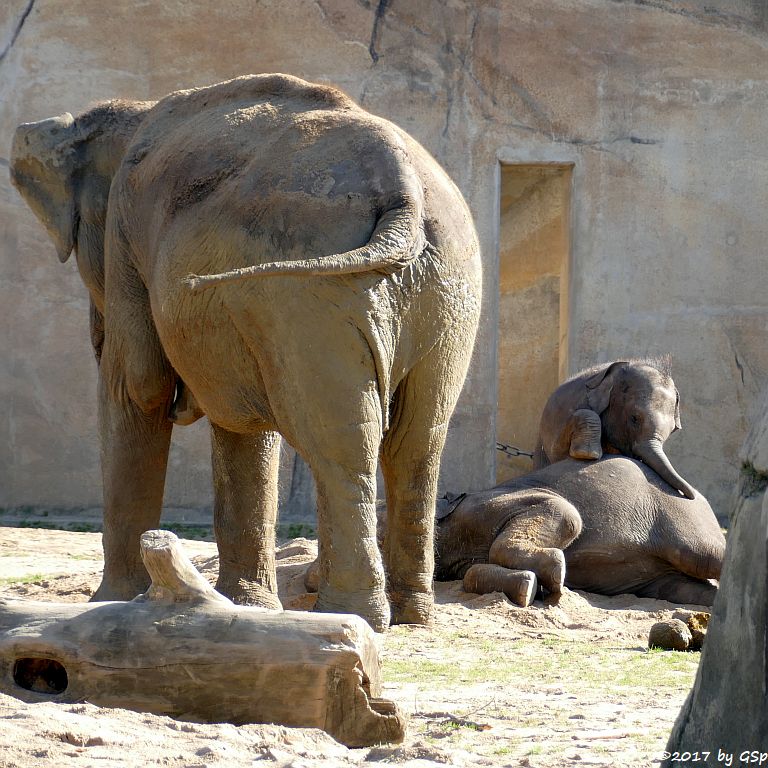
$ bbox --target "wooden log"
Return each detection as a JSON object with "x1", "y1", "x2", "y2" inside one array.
[{"x1": 0, "y1": 530, "x2": 405, "y2": 748}]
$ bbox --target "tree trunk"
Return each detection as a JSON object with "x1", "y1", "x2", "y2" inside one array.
[
  {"x1": 664, "y1": 405, "x2": 768, "y2": 763},
  {"x1": 0, "y1": 530, "x2": 405, "y2": 748}
]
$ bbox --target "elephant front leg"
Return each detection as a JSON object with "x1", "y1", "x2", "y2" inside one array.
[
  {"x1": 211, "y1": 425, "x2": 282, "y2": 610},
  {"x1": 92, "y1": 372, "x2": 173, "y2": 602},
  {"x1": 566, "y1": 408, "x2": 603, "y2": 460}
]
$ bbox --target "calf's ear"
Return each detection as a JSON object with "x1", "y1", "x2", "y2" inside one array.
[{"x1": 585, "y1": 360, "x2": 628, "y2": 414}]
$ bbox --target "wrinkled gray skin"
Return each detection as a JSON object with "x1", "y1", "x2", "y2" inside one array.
[
  {"x1": 534, "y1": 360, "x2": 696, "y2": 500},
  {"x1": 435, "y1": 456, "x2": 724, "y2": 607},
  {"x1": 11, "y1": 75, "x2": 482, "y2": 632}
]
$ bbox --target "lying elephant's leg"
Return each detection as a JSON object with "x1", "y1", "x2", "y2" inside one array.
[
  {"x1": 636, "y1": 572, "x2": 718, "y2": 607},
  {"x1": 92, "y1": 372, "x2": 173, "y2": 602},
  {"x1": 211, "y1": 425, "x2": 282, "y2": 609},
  {"x1": 567, "y1": 408, "x2": 603, "y2": 460},
  {"x1": 488, "y1": 491, "x2": 582, "y2": 594},
  {"x1": 463, "y1": 564, "x2": 538, "y2": 607}
]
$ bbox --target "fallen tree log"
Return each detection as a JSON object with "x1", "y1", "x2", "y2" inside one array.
[{"x1": 0, "y1": 530, "x2": 405, "y2": 748}]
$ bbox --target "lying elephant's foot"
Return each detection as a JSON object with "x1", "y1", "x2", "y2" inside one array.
[
  {"x1": 463, "y1": 564, "x2": 538, "y2": 607},
  {"x1": 216, "y1": 577, "x2": 282, "y2": 610},
  {"x1": 388, "y1": 588, "x2": 434, "y2": 627},
  {"x1": 315, "y1": 584, "x2": 391, "y2": 633},
  {"x1": 536, "y1": 548, "x2": 566, "y2": 594},
  {"x1": 91, "y1": 575, "x2": 150, "y2": 603}
]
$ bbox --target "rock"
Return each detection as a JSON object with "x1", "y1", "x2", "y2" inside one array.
[
  {"x1": 673, "y1": 610, "x2": 710, "y2": 651},
  {"x1": 648, "y1": 619, "x2": 692, "y2": 651}
]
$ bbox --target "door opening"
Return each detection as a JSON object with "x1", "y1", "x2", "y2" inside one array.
[{"x1": 496, "y1": 163, "x2": 572, "y2": 482}]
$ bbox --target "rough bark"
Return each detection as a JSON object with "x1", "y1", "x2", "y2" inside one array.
[
  {"x1": 664, "y1": 413, "x2": 768, "y2": 763},
  {"x1": 0, "y1": 531, "x2": 405, "y2": 748}
]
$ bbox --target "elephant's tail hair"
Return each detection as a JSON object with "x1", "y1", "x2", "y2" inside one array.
[{"x1": 182, "y1": 195, "x2": 425, "y2": 292}]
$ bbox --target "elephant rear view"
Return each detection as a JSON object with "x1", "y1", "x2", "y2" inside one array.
[{"x1": 100, "y1": 74, "x2": 482, "y2": 631}]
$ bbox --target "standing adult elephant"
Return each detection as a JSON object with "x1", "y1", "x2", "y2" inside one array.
[{"x1": 13, "y1": 74, "x2": 481, "y2": 632}]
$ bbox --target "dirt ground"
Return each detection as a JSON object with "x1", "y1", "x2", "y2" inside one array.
[{"x1": 0, "y1": 528, "x2": 705, "y2": 768}]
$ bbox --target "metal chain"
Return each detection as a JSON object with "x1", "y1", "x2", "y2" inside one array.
[{"x1": 495, "y1": 441, "x2": 534, "y2": 459}]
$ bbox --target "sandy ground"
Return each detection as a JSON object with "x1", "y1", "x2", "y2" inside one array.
[{"x1": 0, "y1": 528, "x2": 703, "y2": 767}]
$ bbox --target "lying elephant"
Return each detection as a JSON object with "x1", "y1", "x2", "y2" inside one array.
[
  {"x1": 12, "y1": 74, "x2": 481, "y2": 631},
  {"x1": 533, "y1": 359, "x2": 696, "y2": 499},
  {"x1": 434, "y1": 456, "x2": 725, "y2": 607}
]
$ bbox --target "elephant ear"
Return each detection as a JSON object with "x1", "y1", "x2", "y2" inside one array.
[
  {"x1": 10, "y1": 113, "x2": 80, "y2": 263},
  {"x1": 585, "y1": 361, "x2": 629, "y2": 414},
  {"x1": 674, "y1": 388, "x2": 682, "y2": 432}
]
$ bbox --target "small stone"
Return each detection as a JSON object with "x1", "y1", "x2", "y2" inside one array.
[
  {"x1": 686, "y1": 611, "x2": 710, "y2": 651},
  {"x1": 649, "y1": 619, "x2": 691, "y2": 651}
]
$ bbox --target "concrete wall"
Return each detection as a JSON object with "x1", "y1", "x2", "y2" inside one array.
[{"x1": 2, "y1": 0, "x2": 767, "y2": 521}]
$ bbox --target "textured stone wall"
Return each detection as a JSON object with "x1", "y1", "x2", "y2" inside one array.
[{"x1": 2, "y1": 0, "x2": 767, "y2": 520}]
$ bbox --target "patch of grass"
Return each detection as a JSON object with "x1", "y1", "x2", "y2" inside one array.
[
  {"x1": 12, "y1": 520, "x2": 101, "y2": 533},
  {"x1": 0, "y1": 573, "x2": 48, "y2": 586},
  {"x1": 740, "y1": 461, "x2": 768, "y2": 498},
  {"x1": 382, "y1": 635, "x2": 699, "y2": 693},
  {"x1": 162, "y1": 523, "x2": 214, "y2": 541},
  {"x1": 67, "y1": 522, "x2": 99, "y2": 533},
  {"x1": 277, "y1": 523, "x2": 316, "y2": 539}
]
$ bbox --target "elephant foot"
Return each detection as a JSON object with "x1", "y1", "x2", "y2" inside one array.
[
  {"x1": 536, "y1": 548, "x2": 566, "y2": 594},
  {"x1": 91, "y1": 576, "x2": 149, "y2": 603},
  {"x1": 388, "y1": 588, "x2": 434, "y2": 626},
  {"x1": 215, "y1": 577, "x2": 282, "y2": 610},
  {"x1": 463, "y1": 564, "x2": 537, "y2": 607},
  {"x1": 315, "y1": 584, "x2": 391, "y2": 633},
  {"x1": 569, "y1": 443, "x2": 602, "y2": 461}
]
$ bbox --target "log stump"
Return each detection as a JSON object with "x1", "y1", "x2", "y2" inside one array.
[{"x1": 0, "y1": 530, "x2": 405, "y2": 747}]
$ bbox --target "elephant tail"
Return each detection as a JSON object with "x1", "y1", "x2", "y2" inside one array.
[{"x1": 182, "y1": 194, "x2": 425, "y2": 292}]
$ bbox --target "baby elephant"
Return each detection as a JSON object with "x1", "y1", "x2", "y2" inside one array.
[
  {"x1": 534, "y1": 359, "x2": 695, "y2": 499},
  {"x1": 435, "y1": 456, "x2": 725, "y2": 607}
]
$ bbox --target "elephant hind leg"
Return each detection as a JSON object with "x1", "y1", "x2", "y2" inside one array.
[
  {"x1": 488, "y1": 491, "x2": 582, "y2": 594},
  {"x1": 380, "y1": 342, "x2": 468, "y2": 626},
  {"x1": 463, "y1": 564, "x2": 538, "y2": 607},
  {"x1": 211, "y1": 425, "x2": 282, "y2": 609}
]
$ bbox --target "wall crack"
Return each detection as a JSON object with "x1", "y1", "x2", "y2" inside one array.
[
  {"x1": 0, "y1": 0, "x2": 35, "y2": 67},
  {"x1": 368, "y1": 0, "x2": 390, "y2": 64},
  {"x1": 609, "y1": 0, "x2": 766, "y2": 36}
]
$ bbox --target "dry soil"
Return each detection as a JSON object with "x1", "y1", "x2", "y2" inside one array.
[{"x1": 0, "y1": 528, "x2": 703, "y2": 768}]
